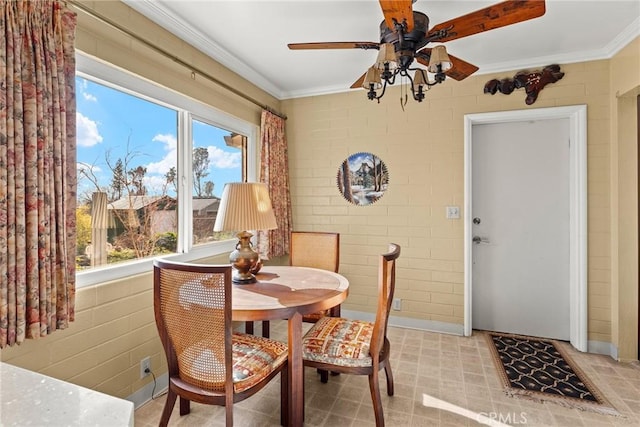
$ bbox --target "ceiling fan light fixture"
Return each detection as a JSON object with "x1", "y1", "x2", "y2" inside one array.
[
  {"x1": 289, "y1": 0, "x2": 548, "y2": 106},
  {"x1": 428, "y1": 45, "x2": 452, "y2": 73},
  {"x1": 413, "y1": 69, "x2": 429, "y2": 89},
  {"x1": 363, "y1": 66, "x2": 382, "y2": 89},
  {"x1": 375, "y1": 43, "x2": 398, "y2": 71}
]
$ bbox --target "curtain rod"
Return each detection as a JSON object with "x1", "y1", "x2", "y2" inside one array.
[{"x1": 68, "y1": 0, "x2": 287, "y2": 121}]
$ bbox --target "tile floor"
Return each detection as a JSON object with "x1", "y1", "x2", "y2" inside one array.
[{"x1": 135, "y1": 321, "x2": 640, "y2": 426}]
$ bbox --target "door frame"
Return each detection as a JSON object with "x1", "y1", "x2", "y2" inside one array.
[{"x1": 463, "y1": 105, "x2": 588, "y2": 351}]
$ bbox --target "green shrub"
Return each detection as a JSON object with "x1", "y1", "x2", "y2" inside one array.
[
  {"x1": 107, "y1": 248, "x2": 136, "y2": 263},
  {"x1": 155, "y1": 232, "x2": 177, "y2": 253}
]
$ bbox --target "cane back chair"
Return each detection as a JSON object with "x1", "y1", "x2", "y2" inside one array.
[
  {"x1": 153, "y1": 260, "x2": 288, "y2": 426},
  {"x1": 289, "y1": 231, "x2": 341, "y2": 321},
  {"x1": 251, "y1": 231, "x2": 340, "y2": 338}
]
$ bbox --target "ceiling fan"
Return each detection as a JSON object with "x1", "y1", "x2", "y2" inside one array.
[{"x1": 288, "y1": 0, "x2": 546, "y2": 103}]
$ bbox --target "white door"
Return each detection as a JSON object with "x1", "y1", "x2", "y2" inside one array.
[{"x1": 472, "y1": 119, "x2": 570, "y2": 340}]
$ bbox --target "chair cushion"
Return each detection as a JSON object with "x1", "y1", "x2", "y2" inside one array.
[
  {"x1": 302, "y1": 309, "x2": 329, "y2": 322},
  {"x1": 302, "y1": 316, "x2": 374, "y2": 367},
  {"x1": 232, "y1": 333, "x2": 288, "y2": 393},
  {"x1": 177, "y1": 333, "x2": 287, "y2": 393}
]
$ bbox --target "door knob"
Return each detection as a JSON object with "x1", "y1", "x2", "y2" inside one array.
[{"x1": 473, "y1": 217, "x2": 481, "y2": 225}]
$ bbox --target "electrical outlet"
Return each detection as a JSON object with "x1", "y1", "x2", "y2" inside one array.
[
  {"x1": 140, "y1": 357, "x2": 151, "y2": 379},
  {"x1": 392, "y1": 298, "x2": 401, "y2": 311}
]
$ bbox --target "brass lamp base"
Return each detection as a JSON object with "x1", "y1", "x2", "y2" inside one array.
[{"x1": 230, "y1": 231, "x2": 260, "y2": 284}]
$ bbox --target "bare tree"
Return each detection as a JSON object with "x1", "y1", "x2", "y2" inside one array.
[
  {"x1": 128, "y1": 165, "x2": 147, "y2": 196},
  {"x1": 78, "y1": 159, "x2": 105, "y2": 205},
  {"x1": 203, "y1": 181, "x2": 214, "y2": 197},
  {"x1": 164, "y1": 166, "x2": 177, "y2": 195},
  {"x1": 78, "y1": 138, "x2": 177, "y2": 264},
  {"x1": 193, "y1": 147, "x2": 210, "y2": 197}
]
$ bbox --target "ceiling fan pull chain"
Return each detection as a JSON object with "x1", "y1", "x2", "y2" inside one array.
[{"x1": 400, "y1": 75, "x2": 408, "y2": 111}]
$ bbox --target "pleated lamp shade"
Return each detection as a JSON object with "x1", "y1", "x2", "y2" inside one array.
[
  {"x1": 213, "y1": 182, "x2": 277, "y2": 232},
  {"x1": 428, "y1": 45, "x2": 452, "y2": 73}
]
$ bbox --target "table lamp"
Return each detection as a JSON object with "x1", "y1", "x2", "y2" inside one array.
[{"x1": 213, "y1": 182, "x2": 277, "y2": 284}]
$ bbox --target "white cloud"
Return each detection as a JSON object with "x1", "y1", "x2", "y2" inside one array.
[
  {"x1": 144, "y1": 135, "x2": 240, "y2": 186},
  {"x1": 76, "y1": 113, "x2": 103, "y2": 147},
  {"x1": 145, "y1": 133, "x2": 177, "y2": 175},
  {"x1": 79, "y1": 79, "x2": 97, "y2": 102},
  {"x1": 144, "y1": 174, "x2": 171, "y2": 195},
  {"x1": 153, "y1": 133, "x2": 178, "y2": 150},
  {"x1": 208, "y1": 146, "x2": 241, "y2": 169}
]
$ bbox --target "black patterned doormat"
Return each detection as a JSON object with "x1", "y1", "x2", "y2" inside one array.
[{"x1": 485, "y1": 332, "x2": 618, "y2": 415}]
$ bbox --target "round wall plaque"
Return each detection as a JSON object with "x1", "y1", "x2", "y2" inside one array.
[{"x1": 337, "y1": 152, "x2": 389, "y2": 206}]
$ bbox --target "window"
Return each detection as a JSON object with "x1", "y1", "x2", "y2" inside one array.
[
  {"x1": 190, "y1": 119, "x2": 244, "y2": 245},
  {"x1": 76, "y1": 53, "x2": 257, "y2": 287},
  {"x1": 76, "y1": 78, "x2": 180, "y2": 269}
]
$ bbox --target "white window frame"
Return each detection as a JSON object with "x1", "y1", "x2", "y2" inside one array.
[{"x1": 75, "y1": 52, "x2": 258, "y2": 288}]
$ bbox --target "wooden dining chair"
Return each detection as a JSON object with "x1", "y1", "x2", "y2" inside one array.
[
  {"x1": 153, "y1": 260, "x2": 289, "y2": 427},
  {"x1": 290, "y1": 231, "x2": 341, "y2": 321},
  {"x1": 301, "y1": 243, "x2": 400, "y2": 427},
  {"x1": 252, "y1": 231, "x2": 340, "y2": 338}
]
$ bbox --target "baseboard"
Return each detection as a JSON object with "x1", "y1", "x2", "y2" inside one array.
[
  {"x1": 588, "y1": 340, "x2": 618, "y2": 359},
  {"x1": 342, "y1": 310, "x2": 623, "y2": 360},
  {"x1": 127, "y1": 371, "x2": 169, "y2": 409},
  {"x1": 126, "y1": 322, "x2": 619, "y2": 409},
  {"x1": 341, "y1": 309, "x2": 465, "y2": 336}
]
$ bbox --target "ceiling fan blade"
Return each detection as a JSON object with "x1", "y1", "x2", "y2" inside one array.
[
  {"x1": 351, "y1": 73, "x2": 367, "y2": 89},
  {"x1": 379, "y1": 0, "x2": 414, "y2": 32},
  {"x1": 427, "y1": 0, "x2": 546, "y2": 42},
  {"x1": 288, "y1": 42, "x2": 379, "y2": 50},
  {"x1": 416, "y1": 48, "x2": 479, "y2": 81}
]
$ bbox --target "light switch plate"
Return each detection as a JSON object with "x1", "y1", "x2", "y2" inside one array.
[{"x1": 446, "y1": 206, "x2": 460, "y2": 219}]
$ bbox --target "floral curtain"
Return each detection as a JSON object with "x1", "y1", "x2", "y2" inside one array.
[
  {"x1": 257, "y1": 110, "x2": 292, "y2": 258},
  {"x1": 0, "y1": 0, "x2": 77, "y2": 348}
]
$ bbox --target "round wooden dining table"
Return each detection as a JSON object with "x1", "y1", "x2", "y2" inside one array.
[{"x1": 231, "y1": 266, "x2": 349, "y2": 426}]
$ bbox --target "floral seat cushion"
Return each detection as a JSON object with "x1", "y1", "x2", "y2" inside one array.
[
  {"x1": 180, "y1": 332, "x2": 287, "y2": 394},
  {"x1": 232, "y1": 333, "x2": 288, "y2": 392},
  {"x1": 302, "y1": 316, "x2": 374, "y2": 367},
  {"x1": 302, "y1": 309, "x2": 330, "y2": 322}
]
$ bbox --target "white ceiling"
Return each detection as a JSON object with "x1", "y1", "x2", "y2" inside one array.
[{"x1": 124, "y1": 0, "x2": 640, "y2": 100}]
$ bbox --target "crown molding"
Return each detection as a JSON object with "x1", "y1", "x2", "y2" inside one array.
[
  {"x1": 122, "y1": 1, "x2": 640, "y2": 101},
  {"x1": 122, "y1": 0, "x2": 285, "y2": 100}
]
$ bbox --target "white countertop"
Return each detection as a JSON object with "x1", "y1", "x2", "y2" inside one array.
[{"x1": 1, "y1": 362, "x2": 134, "y2": 426}]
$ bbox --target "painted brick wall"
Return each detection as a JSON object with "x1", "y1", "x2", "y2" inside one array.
[
  {"x1": 0, "y1": 0, "x2": 273, "y2": 399},
  {"x1": 282, "y1": 58, "x2": 613, "y2": 339},
  {"x1": 2, "y1": 1, "x2": 637, "y2": 408},
  {"x1": 2, "y1": 272, "x2": 160, "y2": 398}
]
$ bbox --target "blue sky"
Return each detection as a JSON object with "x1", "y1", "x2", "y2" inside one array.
[{"x1": 75, "y1": 77, "x2": 242, "y2": 202}]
